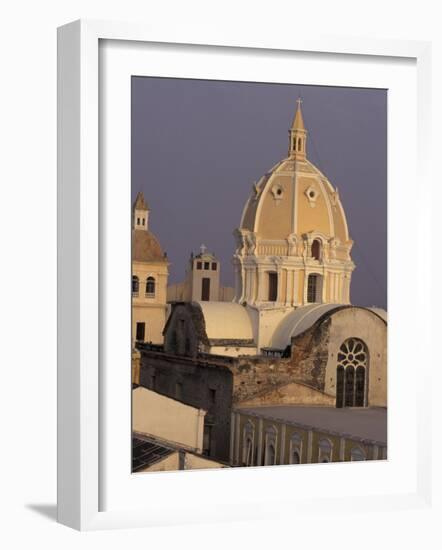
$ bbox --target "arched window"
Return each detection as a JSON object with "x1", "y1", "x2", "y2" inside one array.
[
  {"x1": 242, "y1": 421, "x2": 255, "y2": 467},
  {"x1": 132, "y1": 275, "x2": 139, "y2": 295},
  {"x1": 311, "y1": 239, "x2": 321, "y2": 260},
  {"x1": 307, "y1": 273, "x2": 322, "y2": 303},
  {"x1": 336, "y1": 365, "x2": 345, "y2": 408},
  {"x1": 265, "y1": 444, "x2": 276, "y2": 466},
  {"x1": 344, "y1": 365, "x2": 355, "y2": 407},
  {"x1": 290, "y1": 432, "x2": 303, "y2": 465},
  {"x1": 336, "y1": 338, "x2": 368, "y2": 408},
  {"x1": 318, "y1": 438, "x2": 333, "y2": 463},
  {"x1": 298, "y1": 137, "x2": 302, "y2": 151},
  {"x1": 355, "y1": 366, "x2": 366, "y2": 407},
  {"x1": 244, "y1": 437, "x2": 253, "y2": 467},
  {"x1": 264, "y1": 426, "x2": 277, "y2": 466},
  {"x1": 268, "y1": 271, "x2": 278, "y2": 302},
  {"x1": 350, "y1": 446, "x2": 366, "y2": 461},
  {"x1": 146, "y1": 276, "x2": 156, "y2": 297}
]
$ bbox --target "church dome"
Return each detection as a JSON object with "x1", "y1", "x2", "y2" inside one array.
[
  {"x1": 239, "y1": 100, "x2": 350, "y2": 249},
  {"x1": 232, "y1": 100, "x2": 355, "y2": 309},
  {"x1": 240, "y1": 157, "x2": 349, "y2": 245},
  {"x1": 132, "y1": 229, "x2": 167, "y2": 262}
]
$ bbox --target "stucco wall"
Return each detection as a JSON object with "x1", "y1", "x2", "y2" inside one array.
[
  {"x1": 138, "y1": 451, "x2": 180, "y2": 473},
  {"x1": 296, "y1": 175, "x2": 332, "y2": 236},
  {"x1": 132, "y1": 260, "x2": 169, "y2": 344},
  {"x1": 136, "y1": 450, "x2": 227, "y2": 472},
  {"x1": 132, "y1": 387, "x2": 205, "y2": 453},
  {"x1": 257, "y1": 174, "x2": 294, "y2": 240},
  {"x1": 184, "y1": 454, "x2": 228, "y2": 470}
]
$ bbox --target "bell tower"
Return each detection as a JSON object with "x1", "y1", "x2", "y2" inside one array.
[{"x1": 133, "y1": 191, "x2": 149, "y2": 231}]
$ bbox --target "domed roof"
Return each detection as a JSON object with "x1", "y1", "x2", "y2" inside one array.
[
  {"x1": 240, "y1": 157, "x2": 349, "y2": 243},
  {"x1": 239, "y1": 102, "x2": 350, "y2": 244},
  {"x1": 132, "y1": 229, "x2": 167, "y2": 263},
  {"x1": 195, "y1": 301, "x2": 254, "y2": 341},
  {"x1": 271, "y1": 304, "x2": 387, "y2": 349}
]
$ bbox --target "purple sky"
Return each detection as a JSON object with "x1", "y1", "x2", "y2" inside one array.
[{"x1": 132, "y1": 78, "x2": 387, "y2": 310}]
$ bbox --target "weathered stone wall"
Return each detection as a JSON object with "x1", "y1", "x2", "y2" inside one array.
[
  {"x1": 163, "y1": 303, "x2": 209, "y2": 357},
  {"x1": 153, "y1": 305, "x2": 387, "y2": 414},
  {"x1": 201, "y1": 317, "x2": 332, "y2": 405},
  {"x1": 224, "y1": 307, "x2": 387, "y2": 407},
  {"x1": 138, "y1": 349, "x2": 232, "y2": 462},
  {"x1": 236, "y1": 381, "x2": 335, "y2": 407},
  {"x1": 132, "y1": 349, "x2": 141, "y2": 385}
]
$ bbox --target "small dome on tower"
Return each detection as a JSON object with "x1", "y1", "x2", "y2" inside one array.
[
  {"x1": 132, "y1": 231, "x2": 167, "y2": 262},
  {"x1": 132, "y1": 192, "x2": 167, "y2": 263}
]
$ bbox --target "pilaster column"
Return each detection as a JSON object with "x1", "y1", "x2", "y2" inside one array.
[
  {"x1": 229, "y1": 412, "x2": 236, "y2": 465},
  {"x1": 244, "y1": 268, "x2": 251, "y2": 303},
  {"x1": 257, "y1": 419, "x2": 264, "y2": 466},
  {"x1": 276, "y1": 266, "x2": 283, "y2": 304},
  {"x1": 303, "y1": 271, "x2": 309, "y2": 305},
  {"x1": 372, "y1": 445, "x2": 379, "y2": 460},
  {"x1": 234, "y1": 413, "x2": 241, "y2": 466},
  {"x1": 331, "y1": 272, "x2": 336, "y2": 302},
  {"x1": 339, "y1": 437, "x2": 346, "y2": 461},
  {"x1": 285, "y1": 269, "x2": 293, "y2": 306},
  {"x1": 337, "y1": 272, "x2": 342, "y2": 303},
  {"x1": 233, "y1": 260, "x2": 241, "y2": 303},
  {"x1": 307, "y1": 430, "x2": 313, "y2": 463},
  {"x1": 344, "y1": 274, "x2": 351, "y2": 304},
  {"x1": 322, "y1": 271, "x2": 328, "y2": 303},
  {"x1": 280, "y1": 424, "x2": 287, "y2": 464},
  {"x1": 293, "y1": 270, "x2": 299, "y2": 306},
  {"x1": 257, "y1": 267, "x2": 265, "y2": 303}
]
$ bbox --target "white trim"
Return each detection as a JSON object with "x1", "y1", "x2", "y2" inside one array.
[
  {"x1": 280, "y1": 424, "x2": 287, "y2": 464},
  {"x1": 315, "y1": 176, "x2": 335, "y2": 236},
  {"x1": 292, "y1": 172, "x2": 298, "y2": 235},
  {"x1": 339, "y1": 437, "x2": 346, "y2": 462}
]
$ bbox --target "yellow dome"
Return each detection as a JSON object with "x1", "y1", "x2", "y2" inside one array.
[
  {"x1": 240, "y1": 156, "x2": 350, "y2": 245},
  {"x1": 232, "y1": 101, "x2": 355, "y2": 309},
  {"x1": 132, "y1": 229, "x2": 167, "y2": 263}
]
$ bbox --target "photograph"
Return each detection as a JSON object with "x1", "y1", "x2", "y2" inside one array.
[{"x1": 130, "y1": 77, "x2": 388, "y2": 473}]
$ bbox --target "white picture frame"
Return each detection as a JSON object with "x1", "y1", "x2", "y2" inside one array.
[{"x1": 57, "y1": 19, "x2": 432, "y2": 531}]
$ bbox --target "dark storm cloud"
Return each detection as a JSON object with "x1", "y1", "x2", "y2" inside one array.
[{"x1": 132, "y1": 78, "x2": 387, "y2": 310}]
